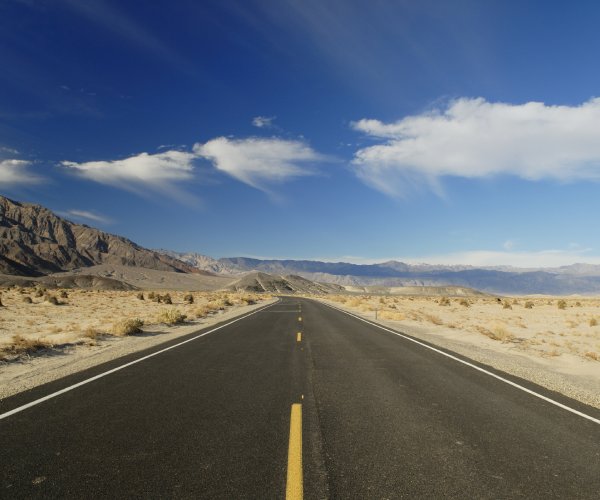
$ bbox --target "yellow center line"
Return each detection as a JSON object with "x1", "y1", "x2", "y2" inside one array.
[
  {"x1": 296, "y1": 332, "x2": 302, "y2": 342},
  {"x1": 298, "y1": 316, "x2": 302, "y2": 322},
  {"x1": 286, "y1": 403, "x2": 303, "y2": 500}
]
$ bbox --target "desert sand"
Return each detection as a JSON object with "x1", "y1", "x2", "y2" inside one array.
[
  {"x1": 318, "y1": 294, "x2": 600, "y2": 409},
  {"x1": 0, "y1": 287, "x2": 274, "y2": 399}
]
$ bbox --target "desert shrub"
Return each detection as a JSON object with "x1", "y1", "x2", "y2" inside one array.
[
  {"x1": 84, "y1": 327, "x2": 101, "y2": 340},
  {"x1": 183, "y1": 294, "x2": 194, "y2": 304},
  {"x1": 502, "y1": 301, "x2": 512, "y2": 310},
  {"x1": 34, "y1": 288, "x2": 45, "y2": 297},
  {"x1": 557, "y1": 300, "x2": 567, "y2": 310},
  {"x1": 44, "y1": 294, "x2": 60, "y2": 305},
  {"x1": 459, "y1": 299, "x2": 470, "y2": 307},
  {"x1": 156, "y1": 308, "x2": 186, "y2": 325},
  {"x1": 584, "y1": 351, "x2": 599, "y2": 361},
  {"x1": 1, "y1": 335, "x2": 52, "y2": 358},
  {"x1": 589, "y1": 318, "x2": 598, "y2": 327},
  {"x1": 424, "y1": 313, "x2": 443, "y2": 325},
  {"x1": 524, "y1": 301, "x2": 534, "y2": 309},
  {"x1": 222, "y1": 297, "x2": 233, "y2": 307},
  {"x1": 195, "y1": 305, "x2": 210, "y2": 318},
  {"x1": 111, "y1": 318, "x2": 144, "y2": 336},
  {"x1": 22, "y1": 296, "x2": 33, "y2": 304},
  {"x1": 137, "y1": 292, "x2": 145, "y2": 300},
  {"x1": 239, "y1": 295, "x2": 256, "y2": 305},
  {"x1": 148, "y1": 291, "x2": 156, "y2": 300},
  {"x1": 59, "y1": 290, "x2": 69, "y2": 298},
  {"x1": 575, "y1": 301, "x2": 582, "y2": 307},
  {"x1": 379, "y1": 310, "x2": 406, "y2": 321},
  {"x1": 439, "y1": 297, "x2": 450, "y2": 306},
  {"x1": 162, "y1": 293, "x2": 173, "y2": 305},
  {"x1": 489, "y1": 324, "x2": 515, "y2": 342},
  {"x1": 0, "y1": 294, "x2": 3, "y2": 307}
]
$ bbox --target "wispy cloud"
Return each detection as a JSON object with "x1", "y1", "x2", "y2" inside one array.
[
  {"x1": 60, "y1": 0, "x2": 197, "y2": 76},
  {"x1": 0, "y1": 159, "x2": 43, "y2": 186},
  {"x1": 62, "y1": 150, "x2": 196, "y2": 200},
  {"x1": 194, "y1": 137, "x2": 324, "y2": 191},
  {"x1": 61, "y1": 209, "x2": 113, "y2": 225},
  {"x1": 353, "y1": 98, "x2": 600, "y2": 197},
  {"x1": 252, "y1": 116, "x2": 276, "y2": 128}
]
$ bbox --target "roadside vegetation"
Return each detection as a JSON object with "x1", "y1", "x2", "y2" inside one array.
[
  {"x1": 324, "y1": 294, "x2": 600, "y2": 362},
  {"x1": 0, "y1": 288, "x2": 269, "y2": 361}
]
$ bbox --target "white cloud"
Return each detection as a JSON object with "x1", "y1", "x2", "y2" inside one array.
[
  {"x1": 62, "y1": 150, "x2": 196, "y2": 196},
  {"x1": 252, "y1": 116, "x2": 276, "y2": 128},
  {"x1": 194, "y1": 137, "x2": 323, "y2": 190},
  {"x1": 62, "y1": 209, "x2": 112, "y2": 225},
  {"x1": 352, "y1": 97, "x2": 600, "y2": 196},
  {"x1": 0, "y1": 159, "x2": 43, "y2": 186}
]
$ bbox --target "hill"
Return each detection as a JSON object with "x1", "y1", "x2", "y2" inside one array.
[
  {"x1": 227, "y1": 272, "x2": 345, "y2": 295},
  {"x1": 0, "y1": 196, "x2": 207, "y2": 277}
]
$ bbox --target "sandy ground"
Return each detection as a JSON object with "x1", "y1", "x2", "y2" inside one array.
[
  {"x1": 317, "y1": 294, "x2": 600, "y2": 409},
  {"x1": 0, "y1": 287, "x2": 275, "y2": 400}
]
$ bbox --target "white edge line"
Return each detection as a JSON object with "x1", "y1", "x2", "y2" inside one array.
[
  {"x1": 318, "y1": 300, "x2": 600, "y2": 426},
  {"x1": 0, "y1": 299, "x2": 280, "y2": 421}
]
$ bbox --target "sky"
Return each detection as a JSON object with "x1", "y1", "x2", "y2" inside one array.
[{"x1": 3, "y1": 0, "x2": 600, "y2": 267}]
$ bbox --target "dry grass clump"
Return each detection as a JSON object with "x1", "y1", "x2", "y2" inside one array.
[
  {"x1": 379, "y1": 310, "x2": 406, "y2": 321},
  {"x1": 136, "y1": 292, "x2": 145, "y2": 300},
  {"x1": 34, "y1": 288, "x2": 45, "y2": 298},
  {"x1": 22, "y1": 296, "x2": 33, "y2": 304},
  {"x1": 111, "y1": 318, "x2": 144, "y2": 336},
  {"x1": 156, "y1": 308, "x2": 187, "y2": 325},
  {"x1": 557, "y1": 300, "x2": 567, "y2": 310},
  {"x1": 491, "y1": 324, "x2": 516, "y2": 342},
  {"x1": 44, "y1": 294, "x2": 61, "y2": 305},
  {"x1": 589, "y1": 318, "x2": 598, "y2": 327},
  {"x1": 238, "y1": 294, "x2": 256, "y2": 305},
  {"x1": 584, "y1": 351, "x2": 599, "y2": 361},
  {"x1": 1, "y1": 334, "x2": 53, "y2": 359},
  {"x1": 524, "y1": 301, "x2": 534, "y2": 309},
  {"x1": 502, "y1": 301, "x2": 512, "y2": 309},
  {"x1": 458, "y1": 299, "x2": 470, "y2": 307},
  {"x1": 439, "y1": 297, "x2": 451, "y2": 306},
  {"x1": 83, "y1": 327, "x2": 102, "y2": 340},
  {"x1": 183, "y1": 293, "x2": 194, "y2": 304},
  {"x1": 194, "y1": 305, "x2": 211, "y2": 318},
  {"x1": 424, "y1": 313, "x2": 443, "y2": 325}
]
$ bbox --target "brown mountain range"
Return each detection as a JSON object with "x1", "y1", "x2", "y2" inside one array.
[{"x1": 0, "y1": 195, "x2": 207, "y2": 277}]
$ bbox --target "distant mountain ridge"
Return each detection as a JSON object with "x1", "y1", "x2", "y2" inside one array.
[
  {"x1": 161, "y1": 250, "x2": 600, "y2": 295},
  {"x1": 0, "y1": 195, "x2": 206, "y2": 277}
]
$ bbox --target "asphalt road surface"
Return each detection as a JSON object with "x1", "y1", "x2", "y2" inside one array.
[{"x1": 1, "y1": 297, "x2": 599, "y2": 499}]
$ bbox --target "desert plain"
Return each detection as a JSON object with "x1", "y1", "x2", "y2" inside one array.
[{"x1": 1, "y1": 286, "x2": 599, "y2": 409}]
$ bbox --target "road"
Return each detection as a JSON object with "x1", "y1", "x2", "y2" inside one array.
[{"x1": 1, "y1": 297, "x2": 599, "y2": 498}]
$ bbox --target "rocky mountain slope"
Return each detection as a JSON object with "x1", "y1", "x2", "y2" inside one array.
[{"x1": 0, "y1": 196, "x2": 206, "y2": 277}]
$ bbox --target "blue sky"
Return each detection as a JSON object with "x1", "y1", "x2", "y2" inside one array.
[{"x1": 3, "y1": 0, "x2": 600, "y2": 266}]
